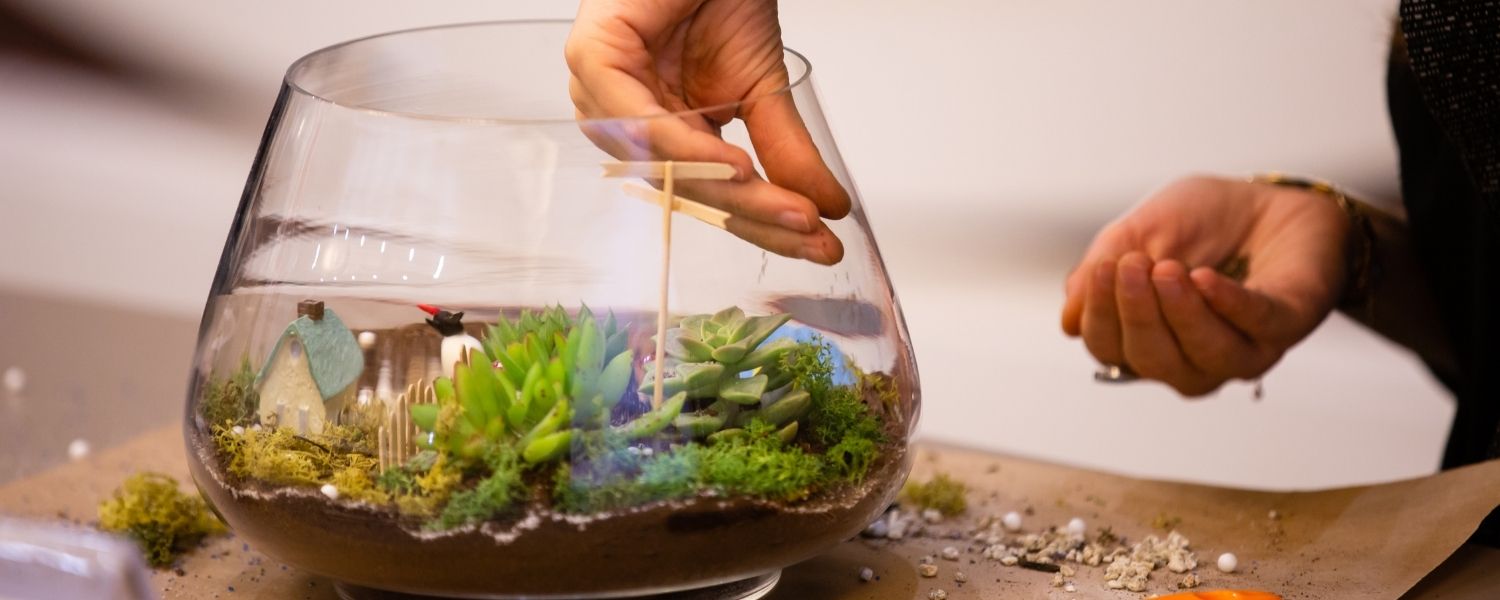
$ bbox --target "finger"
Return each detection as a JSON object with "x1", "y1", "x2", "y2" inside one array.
[
  {"x1": 1116, "y1": 253, "x2": 1217, "y2": 395},
  {"x1": 1061, "y1": 269, "x2": 1085, "y2": 337},
  {"x1": 577, "y1": 66, "x2": 758, "y2": 179},
  {"x1": 1063, "y1": 226, "x2": 1137, "y2": 336},
  {"x1": 1189, "y1": 267, "x2": 1282, "y2": 342},
  {"x1": 573, "y1": 78, "x2": 828, "y2": 242},
  {"x1": 667, "y1": 177, "x2": 820, "y2": 234},
  {"x1": 724, "y1": 217, "x2": 844, "y2": 265},
  {"x1": 740, "y1": 90, "x2": 851, "y2": 219},
  {"x1": 576, "y1": 78, "x2": 823, "y2": 239},
  {"x1": 1080, "y1": 257, "x2": 1125, "y2": 366},
  {"x1": 1152, "y1": 260, "x2": 1268, "y2": 378}
]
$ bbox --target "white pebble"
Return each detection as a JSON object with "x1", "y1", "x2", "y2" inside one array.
[
  {"x1": 232, "y1": 426, "x2": 246, "y2": 436},
  {"x1": 3, "y1": 366, "x2": 25, "y2": 394},
  {"x1": 1064, "y1": 583, "x2": 1077, "y2": 593},
  {"x1": 919, "y1": 563, "x2": 938, "y2": 578},
  {"x1": 1002, "y1": 511, "x2": 1023, "y2": 532},
  {"x1": 940, "y1": 546, "x2": 960, "y2": 561},
  {"x1": 1217, "y1": 552, "x2": 1238, "y2": 573},
  {"x1": 357, "y1": 331, "x2": 377, "y2": 350},
  {"x1": 67, "y1": 439, "x2": 90, "y2": 461},
  {"x1": 320, "y1": 484, "x2": 340, "y2": 500},
  {"x1": 859, "y1": 567, "x2": 874, "y2": 582},
  {"x1": 928, "y1": 589, "x2": 947, "y2": 600},
  {"x1": 1066, "y1": 517, "x2": 1086, "y2": 536},
  {"x1": 923, "y1": 508, "x2": 944, "y2": 523}
]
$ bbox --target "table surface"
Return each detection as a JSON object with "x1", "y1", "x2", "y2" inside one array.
[
  {"x1": 2, "y1": 424, "x2": 1498, "y2": 600},
  {"x1": 2, "y1": 288, "x2": 1498, "y2": 599}
]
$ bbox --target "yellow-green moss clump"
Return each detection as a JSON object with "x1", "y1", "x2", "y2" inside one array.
[
  {"x1": 902, "y1": 473, "x2": 968, "y2": 516},
  {"x1": 214, "y1": 425, "x2": 379, "y2": 489},
  {"x1": 98, "y1": 472, "x2": 226, "y2": 567}
]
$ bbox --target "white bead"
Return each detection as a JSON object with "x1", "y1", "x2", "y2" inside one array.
[
  {"x1": 1217, "y1": 552, "x2": 1238, "y2": 573},
  {"x1": 3, "y1": 366, "x2": 25, "y2": 394},
  {"x1": 320, "y1": 484, "x2": 340, "y2": 500},
  {"x1": 357, "y1": 331, "x2": 377, "y2": 350},
  {"x1": 1002, "y1": 511, "x2": 1023, "y2": 532},
  {"x1": 1066, "y1": 517, "x2": 1086, "y2": 536},
  {"x1": 67, "y1": 439, "x2": 90, "y2": 461}
]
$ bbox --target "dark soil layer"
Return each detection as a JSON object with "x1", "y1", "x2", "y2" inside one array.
[{"x1": 187, "y1": 422, "x2": 907, "y2": 597}]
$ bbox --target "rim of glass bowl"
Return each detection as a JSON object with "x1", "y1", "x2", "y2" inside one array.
[{"x1": 283, "y1": 19, "x2": 814, "y2": 125}]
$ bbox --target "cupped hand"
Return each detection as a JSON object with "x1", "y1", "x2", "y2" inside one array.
[
  {"x1": 1060, "y1": 176, "x2": 1351, "y2": 396},
  {"x1": 566, "y1": 0, "x2": 849, "y2": 264}
]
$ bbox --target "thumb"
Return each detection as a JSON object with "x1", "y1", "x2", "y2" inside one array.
[
  {"x1": 740, "y1": 87, "x2": 851, "y2": 219},
  {"x1": 1189, "y1": 267, "x2": 1312, "y2": 346}
]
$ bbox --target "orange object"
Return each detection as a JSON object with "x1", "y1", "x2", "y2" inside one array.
[{"x1": 1152, "y1": 592, "x2": 1281, "y2": 600}]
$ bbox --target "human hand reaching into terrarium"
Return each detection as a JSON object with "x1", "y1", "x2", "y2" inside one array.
[
  {"x1": 1059, "y1": 176, "x2": 1353, "y2": 397},
  {"x1": 567, "y1": 0, "x2": 850, "y2": 264}
]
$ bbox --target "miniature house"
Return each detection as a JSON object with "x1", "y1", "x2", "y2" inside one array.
[{"x1": 256, "y1": 300, "x2": 364, "y2": 434}]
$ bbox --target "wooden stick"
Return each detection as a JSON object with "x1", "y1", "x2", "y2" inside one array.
[
  {"x1": 652, "y1": 161, "x2": 675, "y2": 410},
  {"x1": 377, "y1": 425, "x2": 388, "y2": 473},
  {"x1": 602, "y1": 161, "x2": 735, "y2": 181},
  {"x1": 621, "y1": 183, "x2": 730, "y2": 231}
]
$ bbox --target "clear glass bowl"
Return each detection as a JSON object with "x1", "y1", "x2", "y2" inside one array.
[{"x1": 184, "y1": 20, "x2": 918, "y2": 599}]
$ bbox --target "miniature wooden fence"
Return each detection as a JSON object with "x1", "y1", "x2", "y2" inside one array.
[{"x1": 377, "y1": 380, "x2": 435, "y2": 472}]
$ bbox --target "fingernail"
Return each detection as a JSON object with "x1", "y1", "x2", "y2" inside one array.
[{"x1": 778, "y1": 211, "x2": 814, "y2": 233}]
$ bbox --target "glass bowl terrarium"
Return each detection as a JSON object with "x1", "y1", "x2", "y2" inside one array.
[{"x1": 185, "y1": 20, "x2": 918, "y2": 599}]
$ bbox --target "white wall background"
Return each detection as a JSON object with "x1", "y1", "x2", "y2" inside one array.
[{"x1": 0, "y1": 0, "x2": 1451, "y2": 490}]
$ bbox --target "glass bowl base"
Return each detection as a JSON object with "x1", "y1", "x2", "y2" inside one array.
[{"x1": 333, "y1": 571, "x2": 781, "y2": 600}]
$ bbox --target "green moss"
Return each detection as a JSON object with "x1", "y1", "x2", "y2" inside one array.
[
  {"x1": 901, "y1": 473, "x2": 968, "y2": 516},
  {"x1": 781, "y1": 340, "x2": 881, "y2": 447},
  {"x1": 199, "y1": 359, "x2": 259, "y2": 428},
  {"x1": 215, "y1": 426, "x2": 321, "y2": 485},
  {"x1": 552, "y1": 431, "x2": 696, "y2": 513},
  {"x1": 432, "y1": 445, "x2": 526, "y2": 530},
  {"x1": 556, "y1": 422, "x2": 827, "y2": 513},
  {"x1": 331, "y1": 463, "x2": 389, "y2": 505},
  {"x1": 98, "y1": 472, "x2": 227, "y2": 568},
  {"x1": 698, "y1": 422, "x2": 825, "y2": 501},
  {"x1": 213, "y1": 424, "x2": 384, "y2": 494},
  {"x1": 383, "y1": 452, "x2": 462, "y2": 516},
  {"x1": 825, "y1": 435, "x2": 878, "y2": 481}
]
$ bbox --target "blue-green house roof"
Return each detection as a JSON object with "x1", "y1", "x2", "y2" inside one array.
[{"x1": 256, "y1": 308, "x2": 364, "y2": 401}]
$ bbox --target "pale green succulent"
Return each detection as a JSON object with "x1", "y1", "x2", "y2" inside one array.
[
  {"x1": 638, "y1": 307, "x2": 811, "y2": 441},
  {"x1": 412, "y1": 306, "x2": 685, "y2": 466}
]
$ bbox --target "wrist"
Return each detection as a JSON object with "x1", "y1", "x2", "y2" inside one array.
[{"x1": 1249, "y1": 173, "x2": 1379, "y2": 311}]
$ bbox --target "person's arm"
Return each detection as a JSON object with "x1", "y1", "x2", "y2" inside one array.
[{"x1": 1339, "y1": 200, "x2": 1458, "y2": 374}]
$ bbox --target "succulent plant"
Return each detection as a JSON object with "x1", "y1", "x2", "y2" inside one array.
[
  {"x1": 638, "y1": 307, "x2": 811, "y2": 441},
  {"x1": 411, "y1": 306, "x2": 685, "y2": 466}
]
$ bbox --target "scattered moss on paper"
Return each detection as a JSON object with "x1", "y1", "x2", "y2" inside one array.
[{"x1": 902, "y1": 473, "x2": 969, "y2": 516}]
